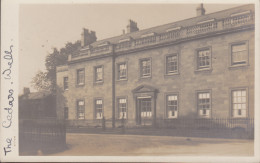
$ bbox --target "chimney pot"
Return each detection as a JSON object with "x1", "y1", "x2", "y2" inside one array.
[{"x1": 196, "y1": 3, "x2": 206, "y2": 16}]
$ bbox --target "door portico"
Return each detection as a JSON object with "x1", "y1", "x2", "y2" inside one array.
[{"x1": 132, "y1": 85, "x2": 158, "y2": 126}]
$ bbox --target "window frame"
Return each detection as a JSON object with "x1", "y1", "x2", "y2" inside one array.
[
  {"x1": 76, "y1": 68, "x2": 85, "y2": 86},
  {"x1": 117, "y1": 62, "x2": 128, "y2": 81},
  {"x1": 229, "y1": 40, "x2": 249, "y2": 68},
  {"x1": 94, "y1": 65, "x2": 104, "y2": 84},
  {"x1": 63, "y1": 76, "x2": 69, "y2": 90},
  {"x1": 165, "y1": 93, "x2": 179, "y2": 119},
  {"x1": 196, "y1": 90, "x2": 212, "y2": 118},
  {"x1": 195, "y1": 47, "x2": 212, "y2": 71},
  {"x1": 76, "y1": 99, "x2": 85, "y2": 120},
  {"x1": 139, "y1": 57, "x2": 152, "y2": 78},
  {"x1": 165, "y1": 53, "x2": 179, "y2": 75},
  {"x1": 116, "y1": 96, "x2": 128, "y2": 119},
  {"x1": 94, "y1": 98, "x2": 104, "y2": 119},
  {"x1": 230, "y1": 87, "x2": 248, "y2": 118}
]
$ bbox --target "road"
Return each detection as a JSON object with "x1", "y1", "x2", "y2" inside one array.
[{"x1": 50, "y1": 133, "x2": 254, "y2": 156}]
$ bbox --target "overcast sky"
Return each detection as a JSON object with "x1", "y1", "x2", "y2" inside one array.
[{"x1": 19, "y1": 3, "x2": 244, "y2": 94}]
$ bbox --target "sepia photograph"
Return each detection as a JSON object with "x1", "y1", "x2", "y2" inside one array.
[{"x1": 1, "y1": 0, "x2": 259, "y2": 162}]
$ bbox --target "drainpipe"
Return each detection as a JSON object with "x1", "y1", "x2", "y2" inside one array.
[{"x1": 112, "y1": 45, "x2": 116, "y2": 128}]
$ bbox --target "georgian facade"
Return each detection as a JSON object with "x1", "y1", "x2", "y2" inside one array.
[{"x1": 56, "y1": 4, "x2": 255, "y2": 127}]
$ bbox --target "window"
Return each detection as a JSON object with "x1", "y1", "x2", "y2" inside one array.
[
  {"x1": 95, "y1": 99, "x2": 103, "y2": 119},
  {"x1": 140, "y1": 58, "x2": 151, "y2": 77},
  {"x1": 140, "y1": 98, "x2": 152, "y2": 117},
  {"x1": 118, "y1": 63, "x2": 127, "y2": 80},
  {"x1": 166, "y1": 95, "x2": 178, "y2": 118},
  {"x1": 95, "y1": 66, "x2": 103, "y2": 82},
  {"x1": 197, "y1": 49, "x2": 211, "y2": 69},
  {"x1": 118, "y1": 98, "x2": 127, "y2": 119},
  {"x1": 64, "y1": 77, "x2": 68, "y2": 90},
  {"x1": 77, "y1": 69, "x2": 85, "y2": 85},
  {"x1": 232, "y1": 89, "x2": 247, "y2": 118},
  {"x1": 77, "y1": 100, "x2": 85, "y2": 119},
  {"x1": 231, "y1": 43, "x2": 248, "y2": 65},
  {"x1": 64, "y1": 107, "x2": 68, "y2": 119},
  {"x1": 166, "y1": 55, "x2": 178, "y2": 74},
  {"x1": 197, "y1": 92, "x2": 211, "y2": 118}
]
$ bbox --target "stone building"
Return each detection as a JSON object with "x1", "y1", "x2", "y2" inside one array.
[{"x1": 56, "y1": 4, "x2": 255, "y2": 127}]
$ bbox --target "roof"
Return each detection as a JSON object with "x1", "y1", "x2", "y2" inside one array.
[
  {"x1": 20, "y1": 91, "x2": 52, "y2": 100},
  {"x1": 88, "y1": 4, "x2": 254, "y2": 48}
]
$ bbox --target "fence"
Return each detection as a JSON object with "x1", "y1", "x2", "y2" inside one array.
[
  {"x1": 19, "y1": 118, "x2": 66, "y2": 154},
  {"x1": 66, "y1": 117, "x2": 254, "y2": 139}
]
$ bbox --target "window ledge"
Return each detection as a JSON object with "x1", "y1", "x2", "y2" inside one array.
[
  {"x1": 94, "y1": 81, "x2": 104, "y2": 85},
  {"x1": 194, "y1": 68, "x2": 213, "y2": 73},
  {"x1": 116, "y1": 79, "x2": 128, "y2": 82},
  {"x1": 139, "y1": 76, "x2": 152, "y2": 80},
  {"x1": 164, "y1": 72, "x2": 180, "y2": 77},
  {"x1": 229, "y1": 64, "x2": 249, "y2": 70},
  {"x1": 76, "y1": 84, "x2": 85, "y2": 88}
]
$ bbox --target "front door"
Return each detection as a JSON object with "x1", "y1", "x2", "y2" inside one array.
[{"x1": 136, "y1": 97, "x2": 152, "y2": 125}]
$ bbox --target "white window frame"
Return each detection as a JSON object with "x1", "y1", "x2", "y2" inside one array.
[
  {"x1": 95, "y1": 99, "x2": 103, "y2": 119},
  {"x1": 77, "y1": 100, "x2": 85, "y2": 120},
  {"x1": 197, "y1": 91, "x2": 211, "y2": 118},
  {"x1": 166, "y1": 94, "x2": 178, "y2": 119},
  {"x1": 231, "y1": 88, "x2": 248, "y2": 118}
]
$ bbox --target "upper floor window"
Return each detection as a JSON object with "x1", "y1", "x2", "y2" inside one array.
[
  {"x1": 231, "y1": 89, "x2": 247, "y2": 118},
  {"x1": 140, "y1": 58, "x2": 151, "y2": 78},
  {"x1": 118, "y1": 98, "x2": 127, "y2": 119},
  {"x1": 77, "y1": 100, "x2": 85, "y2": 119},
  {"x1": 166, "y1": 54, "x2": 178, "y2": 74},
  {"x1": 95, "y1": 66, "x2": 103, "y2": 83},
  {"x1": 118, "y1": 63, "x2": 127, "y2": 80},
  {"x1": 197, "y1": 48, "x2": 211, "y2": 69},
  {"x1": 77, "y1": 69, "x2": 85, "y2": 85},
  {"x1": 95, "y1": 99, "x2": 103, "y2": 119},
  {"x1": 197, "y1": 91, "x2": 211, "y2": 118},
  {"x1": 166, "y1": 95, "x2": 178, "y2": 118},
  {"x1": 231, "y1": 42, "x2": 248, "y2": 66},
  {"x1": 64, "y1": 77, "x2": 68, "y2": 90}
]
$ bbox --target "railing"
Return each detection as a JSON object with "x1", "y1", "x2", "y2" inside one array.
[
  {"x1": 160, "y1": 30, "x2": 181, "y2": 41},
  {"x1": 186, "y1": 21, "x2": 218, "y2": 35},
  {"x1": 134, "y1": 36, "x2": 156, "y2": 47},
  {"x1": 223, "y1": 13, "x2": 253, "y2": 28},
  {"x1": 70, "y1": 12, "x2": 254, "y2": 60},
  {"x1": 19, "y1": 118, "x2": 66, "y2": 153},
  {"x1": 90, "y1": 45, "x2": 109, "y2": 54}
]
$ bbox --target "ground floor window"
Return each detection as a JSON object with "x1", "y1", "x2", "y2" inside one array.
[
  {"x1": 166, "y1": 95, "x2": 178, "y2": 118},
  {"x1": 197, "y1": 92, "x2": 211, "y2": 118},
  {"x1": 118, "y1": 98, "x2": 127, "y2": 119},
  {"x1": 95, "y1": 99, "x2": 103, "y2": 119},
  {"x1": 232, "y1": 89, "x2": 247, "y2": 117},
  {"x1": 77, "y1": 100, "x2": 85, "y2": 119},
  {"x1": 140, "y1": 98, "x2": 152, "y2": 117}
]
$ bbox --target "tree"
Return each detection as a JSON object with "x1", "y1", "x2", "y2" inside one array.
[
  {"x1": 31, "y1": 40, "x2": 81, "y2": 92},
  {"x1": 31, "y1": 71, "x2": 51, "y2": 91}
]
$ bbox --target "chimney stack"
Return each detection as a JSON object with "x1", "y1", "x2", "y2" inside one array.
[
  {"x1": 127, "y1": 19, "x2": 139, "y2": 33},
  {"x1": 81, "y1": 28, "x2": 97, "y2": 47},
  {"x1": 196, "y1": 4, "x2": 206, "y2": 16},
  {"x1": 23, "y1": 87, "x2": 30, "y2": 95}
]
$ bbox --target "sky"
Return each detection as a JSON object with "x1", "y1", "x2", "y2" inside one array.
[{"x1": 19, "y1": 3, "x2": 244, "y2": 94}]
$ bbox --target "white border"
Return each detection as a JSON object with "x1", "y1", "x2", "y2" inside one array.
[{"x1": 1, "y1": 0, "x2": 259, "y2": 162}]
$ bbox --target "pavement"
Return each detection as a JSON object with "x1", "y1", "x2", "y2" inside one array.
[{"x1": 49, "y1": 133, "x2": 254, "y2": 156}]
